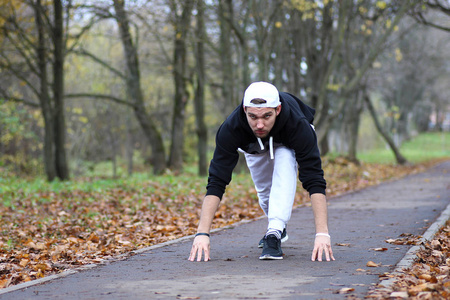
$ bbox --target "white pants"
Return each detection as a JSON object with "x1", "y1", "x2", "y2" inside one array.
[{"x1": 243, "y1": 146, "x2": 297, "y2": 232}]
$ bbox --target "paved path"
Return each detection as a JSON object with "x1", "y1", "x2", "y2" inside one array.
[{"x1": 1, "y1": 162, "x2": 449, "y2": 299}]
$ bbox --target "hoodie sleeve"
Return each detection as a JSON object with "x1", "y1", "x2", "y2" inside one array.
[
  {"x1": 288, "y1": 119, "x2": 326, "y2": 196},
  {"x1": 205, "y1": 123, "x2": 240, "y2": 199}
]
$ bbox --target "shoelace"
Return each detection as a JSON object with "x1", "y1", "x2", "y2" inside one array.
[{"x1": 265, "y1": 235, "x2": 280, "y2": 248}]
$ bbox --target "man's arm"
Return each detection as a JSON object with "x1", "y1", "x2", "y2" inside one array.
[
  {"x1": 188, "y1": 195, "x2": 220, "y2": 262},
  {"x1": 310, "y1": 193, "x2": 335, "y2": 261}
]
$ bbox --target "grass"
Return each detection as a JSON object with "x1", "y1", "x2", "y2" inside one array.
[
  {"x1": 356, "y1": 132, "x2": 449, "y2": 164},
  {"x1": 1, "y1": 132, "x2": 447, "y2": 205}
]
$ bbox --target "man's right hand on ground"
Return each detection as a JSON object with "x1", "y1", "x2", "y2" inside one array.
[{"x1": 188, "y1": 235, "x2": 211, "y2": 262}]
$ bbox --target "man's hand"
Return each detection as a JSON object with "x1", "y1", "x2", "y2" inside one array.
[
  {"x1": 188, "y1": 235, "x2": 211, "y2": 262},
  {"x1": 188, "y1": 195, "x2": 220, "y2": 262},
  {"x1": 311, "y1": 235, "x2": 335, "y2": 261}
]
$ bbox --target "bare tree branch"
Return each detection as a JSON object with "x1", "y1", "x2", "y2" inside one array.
[
  {"x1": 412, "y1": 12, "x2": 450, "y2": 31},
  {"x1": 133, "y1": 11, "x2": 172, "y2": 64},
  {"x1": 410, "y1": 0, "x2": 450, "y2": 32},
  {"x1": 0, "y1": 59, "x2": 40, "y2": 98},
  {"x1": 0, "y1": 87, "x2": 40, "y2": 107},
  {"x1": 65, "y1": 93, "x2": 135, "y2": 108},
  {"x1": 71, "y1": 48, "x2": 126, "y2": 79}
]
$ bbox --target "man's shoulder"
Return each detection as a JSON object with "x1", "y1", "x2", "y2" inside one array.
[{"x1": 279, "y1": 92, "x2": 315, "y2": 124}]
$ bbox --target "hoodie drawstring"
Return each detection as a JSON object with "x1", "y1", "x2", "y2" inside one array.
[
  {"x1": 257, "y1": 137, "x2": 264, "y2": 150},
  {"x1": 257, "y1": 137, "x2": 274, "y2": 160},
  {"x1": 269, "y1": 136, "x2": 274, "y2": 159}
]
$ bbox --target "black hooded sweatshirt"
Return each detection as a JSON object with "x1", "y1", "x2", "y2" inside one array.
[{"x1": 206, "y1": 92, "x2": 326, "y2": 200}]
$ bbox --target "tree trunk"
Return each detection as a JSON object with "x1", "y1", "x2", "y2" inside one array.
[
  {"x1": 35, "y1": 0, "x2": 56, "y2": 181},
  {"x1": 346, "y1": 92, "x2": 364, "y2": 163},
  {"x1": 113, "y1": 0, "x2": 166, "y2": 174},
  {"x1": 125, "y1": 111, "x2": 134, "y2": 176},
  {"x1": 194, "y1": 0, "x2": 208, "y2": 176},
  {"x1": 168, "y1": 0, "x2": 195, "y2": 172},
  {"x1": 364, "y1": 94, "x2": 408, "y2": 165},
  {"x1": 226, "y1": 0, "x2": 251, "y2": 93},
  {"x1": 53, "y1": 0, "x2": 70, "y2": 180},
  {"x1": 218, "y1": 0, "x2": 235, "y2": 114}
]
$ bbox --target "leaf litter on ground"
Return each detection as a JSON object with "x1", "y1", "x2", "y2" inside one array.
[
  {"x1": 366, "y1": 218, "x2": 450, "y2": 300},
  {"x1": 0, "y1": 158, "x2": 447, "y2": 290}
]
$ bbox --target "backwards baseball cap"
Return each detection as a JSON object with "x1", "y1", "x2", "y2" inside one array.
[{"x1": 243, "y1": 81, "x2": 280, "y2": 108}]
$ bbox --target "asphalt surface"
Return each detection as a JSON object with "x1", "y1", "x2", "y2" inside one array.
[{"x1": 1, "y1": 161, "x2": 449, "y2": 300}]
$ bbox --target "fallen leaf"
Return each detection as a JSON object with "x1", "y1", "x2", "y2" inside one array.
[
  {"x1": 419, "y1": 274, "x2": 432, "y2": 281},
  {"x1": 390, "y1": 291, "x2": 408, "y2": 298},
  {"x1": 373, "y1": 247, "x2": 388, "y2": 251},
  {"x1": 0, "y1": 160, "x2": 445, "y2": 291},
  {"x1": 66, "y1": 237, "x2": 78, "y2": 244},
  {"x1": 35, "y1": 263, "x2": 49, "y2": 271},
  {"x1": 408, "y1": 283, "x2": 436, "y2": 294},
  {"x1": 117, "y1": 240, "x2": 133, "y2": 246},
  {"x1": 367, "y1": 261, "x2": 380, "y2": 267},
  {"x1": 19, "y1": 259, "x2": 29, "y2": 267},
  {"x1": 431, "y1": 250, "x2": 442, "y2": 257},
  {"x1": 0, "y1": 279, "x2": 8, "y2": 289},
  {"x1": 338, "y1": 287, "x2": 355, "y2": 294},
  {"x1": 335, "y1": 243, "x2": 351, "y2": 247}
]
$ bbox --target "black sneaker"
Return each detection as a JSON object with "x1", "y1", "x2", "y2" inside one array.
[
  {"x1": 258, "y1": 228, "x2": 288, "y2": 248},
  {"x1": 259, "y1": 234, "x2": 283, "y2": 260}
]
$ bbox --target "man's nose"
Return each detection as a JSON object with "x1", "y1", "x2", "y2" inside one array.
[{"x1": 257, "y1": 120, "x2": 264, "y2": 128}]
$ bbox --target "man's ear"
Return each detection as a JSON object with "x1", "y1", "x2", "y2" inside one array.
[
  {"x1": 276, "y1": 104, "x2": 282, "y2": 116},
  {"x1": 243, "y1": 104, "x2": 247, "y2": 113}
]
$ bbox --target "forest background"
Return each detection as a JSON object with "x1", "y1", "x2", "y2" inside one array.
[
  {"x1": 0, "y1": 0, "x2": 450, "y2": 291},
  {"x1": 0, "y1": 0, "x2": 449, "y2": 181}
]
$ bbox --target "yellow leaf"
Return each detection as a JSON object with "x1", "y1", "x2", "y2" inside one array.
[
  {"x1": 35, "y1": 263, "x2": 48, "y2": 271},
  {"x1": 376, "y1": 1, "x2": 387, "y2": 10},
  {"x1": 359, "y1": 7, "x2": 368, "y2": 14},
  {"x1": 79, "y1": 116, "x2": 89, "y2": 124},
  {"x1": 36, "y1": 269, "x2": 45, "y2": 278},
  {"x1": 395, "y1": 48, "x2": 403, "y2": 62},
  {"x1": 386, "y1": 19, "x2": 392, "y2": 29},
  {"x1": 326, "y1": 83, "x2": 340, "y2": 92},
  {"x1": 275, "y1": 21, "x2": 282, "y2": 28},
  {"x1": 72, "y1": 107, "x2": 83, "y2": 114}
]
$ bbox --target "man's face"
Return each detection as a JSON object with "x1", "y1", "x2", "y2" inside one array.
[{"x1": 244, "y1": 105, "x2": 281, "y2": 138}]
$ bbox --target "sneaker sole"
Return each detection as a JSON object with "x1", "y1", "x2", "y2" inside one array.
[
  {"x1": 259, "y1": 254, "x2": 283, "y2": 260},
  {"x1": 258, "y1": 234, "x2": 288, "y2": 248}
]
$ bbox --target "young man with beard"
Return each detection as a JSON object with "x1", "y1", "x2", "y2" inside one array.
[{"x1": 188, "y1": 82, "x2": 334, "y2": 262}]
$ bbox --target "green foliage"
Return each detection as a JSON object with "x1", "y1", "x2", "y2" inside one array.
[
  {"x1": 0, "y1": 101, "x2": 43, "y2": 176},
  {"x1": 356, "y1": 132, "x2": 450, "y2": 164}
]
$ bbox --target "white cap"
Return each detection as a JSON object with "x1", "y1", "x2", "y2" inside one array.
[{"x1": 243, "y1": 82, "x2": 280, "y2": 108}]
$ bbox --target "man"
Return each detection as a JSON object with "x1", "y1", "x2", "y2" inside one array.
[{"x1": 188, "y1": 81, "x2": 334, "y2": 262}]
